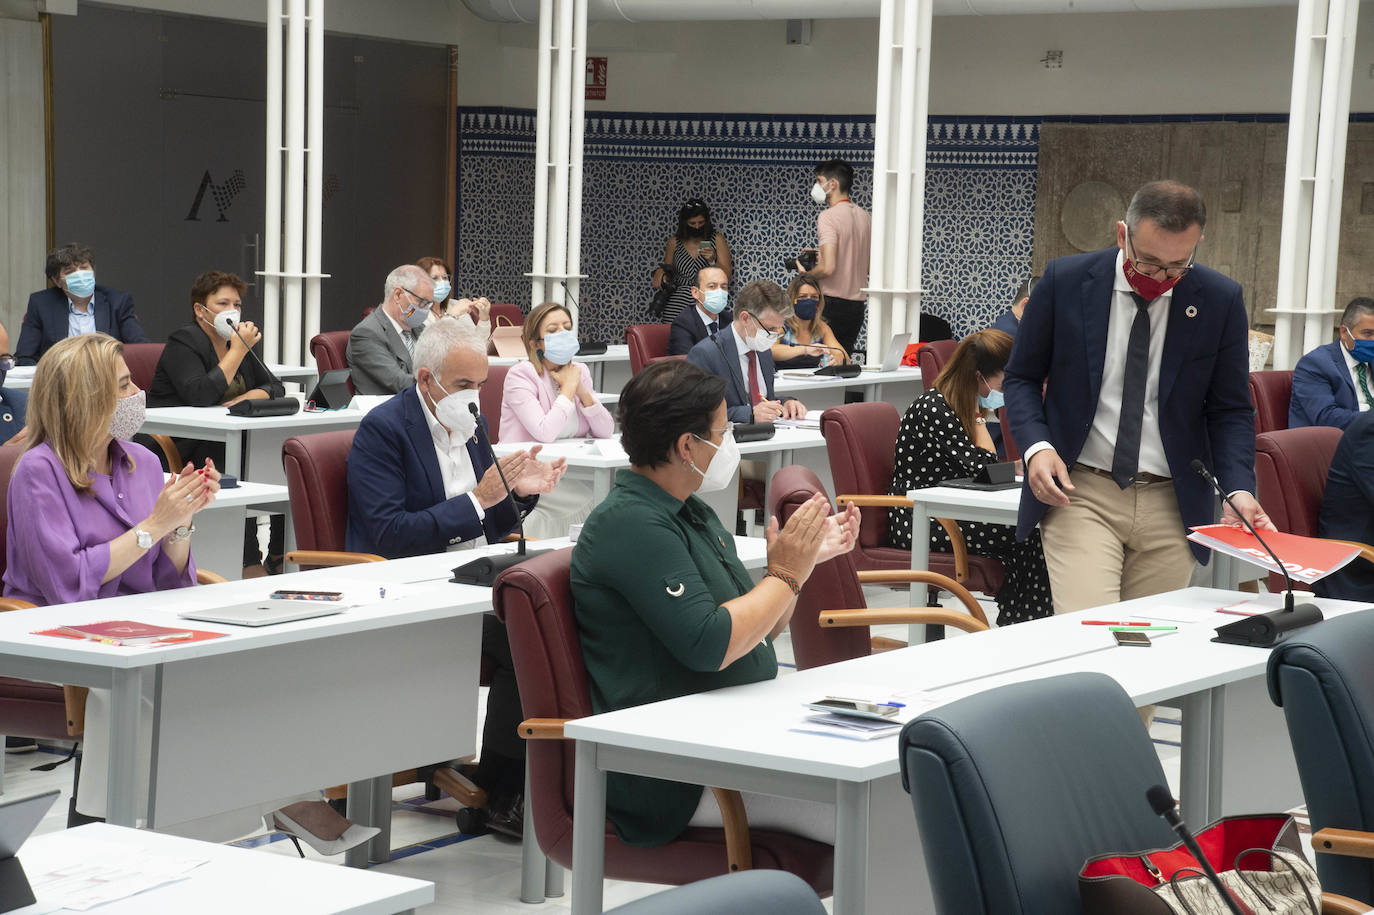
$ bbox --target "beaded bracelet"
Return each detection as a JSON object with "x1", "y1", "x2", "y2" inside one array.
[{"x1": 764, "y1": 569, "x2": 802, "y2": 595}]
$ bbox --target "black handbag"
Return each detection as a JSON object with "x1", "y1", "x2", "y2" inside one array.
[{"x1": 648, "y1": 263, "x2": 678, "y2": 319}]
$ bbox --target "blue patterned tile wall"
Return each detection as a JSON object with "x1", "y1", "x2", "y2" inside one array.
[{"x1": 457, "y1": 107, "x2": 1039, "y2": 345}]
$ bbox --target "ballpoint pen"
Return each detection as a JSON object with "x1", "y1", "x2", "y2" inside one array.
[
  {"x1": 1082, "y1": 620, "x2": 1152, "y2": 626},
  {"x1": 1107, "y1": 625, "x2": 1177, "y2": 632}
]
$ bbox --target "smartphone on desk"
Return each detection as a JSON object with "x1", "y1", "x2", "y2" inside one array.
[
  {"x1": 269, "y1": 590, "x2": 344, "y2": 602},
  {"x1": 1113, "y1": 630, "x2": 1152, "y2": 648},
  {"x1": 805, "y1": 698, "x2": 900, "y2": 721}
]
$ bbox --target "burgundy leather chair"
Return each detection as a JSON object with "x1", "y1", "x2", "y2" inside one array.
[
  {"x1": 820, "y1": 402, "x2": 1005, "y2": 596},
  {"x1": 995, "y1": 406, "x2": 1021, "y2": 464},
  {"x1": 479, "y1": 364, "x2": 511, "y2": 443},
  {"x1": 769, "y1": 465, "x2": 989, "y2": 671},
  {"x1": 491, "y1": 303, "x2": 525, "y2": 328},
  {"x1": 916, "y1": 339, "x2": 957, "y2": 391},
  {"x1": 492, "y1": 548, "x2": 834, "y2": 894},
  {"x1": 310, "y1": 331, "x2": 351, "y2": 375},
  {"x1": 1249, "y1": 370, "x2": 1294, "y2": 434},
  {"x1": 625, "y1": 324, "x2": 673, "y2": 375},
  {"x1": 122, "y1": 342, "x2": 164, "y2": 390},
  {"x1": 1254, "y1": 426, "x2": 1344, "y2": 593}
]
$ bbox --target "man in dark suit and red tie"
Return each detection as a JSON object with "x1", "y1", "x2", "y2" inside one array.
[{"x1": 1004, "y1": 180, "x2": 1274, "y2": 616}]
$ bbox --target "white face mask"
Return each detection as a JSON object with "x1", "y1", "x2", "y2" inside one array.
[
  {"x1": 688, "y1": 428, "x2": 740, "y2": 494},
  {"x1": 109, "y1": 389, "x2": 146, "y2": 441},
  {"x1": 431, "y1": 378, "x2": 481, "y2": 441},
  {"x1": 810, "y1": 181, "x2": 828, "y2": 205},
  {"x1": 744, "y1": 314, "x2": 780, "y2": 353},
  {"x1": 209, "y1": 308, "x2": 241, "y2": 341}
]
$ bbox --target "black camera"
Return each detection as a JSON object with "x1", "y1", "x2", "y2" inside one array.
[{"x1": 784, "y1": 250, "x2": 818, "y2": 272}]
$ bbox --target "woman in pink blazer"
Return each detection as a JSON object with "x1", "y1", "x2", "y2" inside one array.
[{"x1": 500, "y1": 302, "x2": 615, "y2": 537}]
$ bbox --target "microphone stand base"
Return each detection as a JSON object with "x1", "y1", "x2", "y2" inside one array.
[
  {"x1": 450, "y1": 548, "x2": 544, "y2": 588},
  {"x1": 1212, "y1": 601, "x2": 1324, "y2": 647}
]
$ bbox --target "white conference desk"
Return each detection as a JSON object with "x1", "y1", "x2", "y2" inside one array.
[
  {"x1": 188, "y1": 479, "x2": 292, "y2": 580},
  {"x1": 565, "y1": 588, "x2": 1372, "y2": 915},
  {"x1": 13, "y1": 823, "x2": 433, "y2": 914},
  {"x1": 4, "y1": 364, "x2": 318, "y2": 392},
  {"x1": 140, "y1": 405, "x2": 366, "y2": 484},
  {"x1": 597, "y1": 365, "x2": 924, "y2": 411},
  {"x1": 494, "y1": 427, "x2": 828, "y2": 526}
]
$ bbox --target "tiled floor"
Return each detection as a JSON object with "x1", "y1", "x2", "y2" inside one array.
[{"x1": 6, "y1": 584, "x2": 1193, "y2": 913}]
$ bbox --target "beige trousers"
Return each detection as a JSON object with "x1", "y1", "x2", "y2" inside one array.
[
  {"x1": 1040, "y1": 465, "x2": 1196, "y2": 732},
  {"x1": 1040, "y1": 465, "x2": 1196, "y2": 615}
]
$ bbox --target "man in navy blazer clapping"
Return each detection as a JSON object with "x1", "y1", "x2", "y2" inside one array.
[
  {"x1": 1004, "y1": 180, "x2": 1274, "y2": 616},
  {"x1": 18, "y1": 243, "x2": 147, "y2": 365}
]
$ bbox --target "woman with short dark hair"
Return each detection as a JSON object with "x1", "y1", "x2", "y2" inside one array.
[
  {"x1": 571, "y1": 359, "x2": 859, "y2": 847},
  {"x1": 887, "y1": 329, "x2": 1052, "y2": 624},
  {"x1": 651, "y1": 199, "x2": 732, "y2": 323}
]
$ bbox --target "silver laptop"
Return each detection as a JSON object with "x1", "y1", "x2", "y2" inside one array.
[
  {"x1": 0, "y1": 789, "x2": 58, "y2": 858},
  {"x1": 861, "y1": 332, "x2": 912, "y2": 372},
  {"x1": 179, "y1": 600, "x2": 343, "y2": 628}
]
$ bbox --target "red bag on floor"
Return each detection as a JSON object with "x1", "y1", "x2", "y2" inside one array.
[{"x1": 1078, "y1": 814, "x2": 1321, "y2": 914}]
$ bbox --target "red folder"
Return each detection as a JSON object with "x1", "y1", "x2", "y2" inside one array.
[
  {"x1": 38, "y1": 620, "x2": 226, "y2": 647},
  {"x1": 1187, "y1": 524, "x2": 1362, "y2": 584}
]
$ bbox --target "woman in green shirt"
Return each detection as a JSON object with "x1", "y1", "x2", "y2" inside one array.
[{"x1": 570, "y1": 359, "x2": 860, "y2": 847}]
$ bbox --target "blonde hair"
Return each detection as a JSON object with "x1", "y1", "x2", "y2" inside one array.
[
  {"x1": 933, "y1": 329, "x2": 1014, "y2": 443},
  {"x1": 784, "y1": 273, "x2": 828, "y2": 339},
  {"x1": 522, "y1": 301, "x2": 572, "y2": 377},
  {"x1": 27, "y1": 333, "x2": 127, "y2": 492}
]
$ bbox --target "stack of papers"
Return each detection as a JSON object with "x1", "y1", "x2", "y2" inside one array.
[
  {"x1": 28, "y1": 838, "x2": 206, "y2": 910},
  {"x1": 792, "y1": 712, "x2": 903, "y2": 741},
  {"x1": 774, "y1": 409, "x2": 823, "y2": 430}
]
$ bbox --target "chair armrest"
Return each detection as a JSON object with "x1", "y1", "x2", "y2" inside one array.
[
  {"x1": 708, "y1": 786, "x2": 753, "y2": 873},
  {"x1": 64, "y1": 686, "x2": 88, "y2": 737},
  {"x1": 196, "y1": 569, "x2": 227, "y2": 585},
  {"x1": 149, "y1": 434, "x2": 183, "y2": 470},
  {"x1": 1315, "y1": 827, "x2": 1374, "y2": 859},
  {"x1": 1322, "y1": 892, "x2": 1371, "y2": 914},
  {"x1": 836, "y1": 494, "x2": 912, "y2": 509},
  {"x1": 519, "y1": 718, "x2": 569, "y2": 740},
  {"x1": 0, "y1": 597, "x2": 37, "y2": 612},
  {"x1": 284, "y1": 550, "x2": 386, "y2": 567},
  {"x1": 820, "y1": 607, "x2": 990, "y2": 634},
  {"x1": 852, "y1": 570, "x2": 989, "y2": 626},
  {"x1": 1325, "y1": 539, "x2": 1374, "y2": 566},
  {"x1": 502, "y1": 533, "x2": 539, "y2": 543}
]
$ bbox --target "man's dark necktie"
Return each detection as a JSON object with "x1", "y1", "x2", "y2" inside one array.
[{"x1": 1111, "y1": 293, "x2": 1154, "y2": 488}]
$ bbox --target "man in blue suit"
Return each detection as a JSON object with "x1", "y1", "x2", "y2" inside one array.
[
  {"x1": 1316, "y1": 411, "x2": 1374, "y2": 601},
  {"x1": 18, "y1": 243, "x2": 148, "y2": 365},
  {"x1": 667, "y1": 265, "x2": 732, "y2": 355},
  {"x1": 686, "y1": 280, "x2": 806, "y2": 424},
  {"x1": 1004, "y1": 180, "x2": 1272, "y2": 616},
  {"x1": 1289, "y1": 297, "x2": 1374, "y2": 429},
  {"x1": 346, "y1": 316, "x2": 566, "y2": 837}
]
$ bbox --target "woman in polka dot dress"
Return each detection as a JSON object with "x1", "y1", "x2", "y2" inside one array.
[{"x1": 886, "y1": 329, "x2": 1052, "y2": 624}]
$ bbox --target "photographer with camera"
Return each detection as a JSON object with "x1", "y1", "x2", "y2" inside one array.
[
  {"x1": 792, "y1": 159, "x2": 871, "y2": 355},
  {"x1": 651, "y1": 198, "x2": 732, "y2": 323}
]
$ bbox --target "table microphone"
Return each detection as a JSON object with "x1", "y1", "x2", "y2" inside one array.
[
  {"x1": 451, "y1": 403, "x2": 539, "y2": 587},
  {"x1": 1146, "y1": 785, "x2": 1246, "y2": 915},
  {"x1": 559, "y1": 280, "x2": 608, "y2": 355},
  {"x1": 225, "y1": 316, "x2": 286, "y2": 389},
  {"x1": 1189, "y1": 459, "x2": 1323, "y2": 647}
]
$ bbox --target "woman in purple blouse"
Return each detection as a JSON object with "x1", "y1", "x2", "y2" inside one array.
[{"x1": 4, "y1": 334, "x2": 375, "y2": 854}]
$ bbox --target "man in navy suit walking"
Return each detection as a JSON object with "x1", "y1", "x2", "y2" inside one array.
[
  {"x1": 1004, "y1": 180, "x2": 1273, "y2": 616},
  {"x1": 1289, "y1": 297, "x2": 1374, "y2": 429},
  {"x1": 346, "y1": 316, "x2": 566, "y2": 837},
  {"x1": 18, "y1": 243, "x2": 147, "y2": 365}
]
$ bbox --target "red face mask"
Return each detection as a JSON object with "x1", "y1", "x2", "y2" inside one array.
[{"x1": 1121, "y1": 256, "x2": 1184, "y2": 301}]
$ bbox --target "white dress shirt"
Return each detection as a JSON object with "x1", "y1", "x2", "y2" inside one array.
[
  {"x1": 730, "y1": 321, "x2": 768, "y2": 402},
  {"x1": 1340, "y1": 341, "x2": 1373, "y2": 412},
  {"x1": 415, "y1": 386, "x2": 485, "y2": 551},
  {"x1": 695, "y1": 305, "x2": 722, "y2": 337},
  {"x1": 67, "y1": 296, "x2": 97, "y2": 339},
  {"x1": 385, "y1": 309, "x2": 418, "y2": 355}
]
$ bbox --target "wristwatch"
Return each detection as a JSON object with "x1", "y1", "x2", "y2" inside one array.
[
  {"x1": 167, "y1": 524, "x2": 196, "y2": 544},
  {"x1": 134, "y1": 528, "x2": 154, "y2": 550}
]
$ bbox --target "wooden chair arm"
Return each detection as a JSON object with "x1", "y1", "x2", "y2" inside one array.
[
  {"x1": 852, "y1": 570, "x2": 990, "y2": 627},
  {"x1": 1322, "y1": 892, "x2": 1371, "y2": 914},
  {"x1": 196, "y1": 569, "x2": 227, "y2": 585},
  {"x1": 502, "y1": 533, "x2": 538, "y2": 543},
  {"x1": 708, "y1": 786, "x2": 753, "y2": 873},
  {"x1": 836, "y1": 494, "x2": 912, "y2": 509},
  {"x1": 0, "y1": 597, "x2": 37, "y2": 612},
  {"x1": 430, "y1": 766, "x2": 486, "y2": 810},
  {"x1": 1314, "y1": 827, "x2": 1374, "y2": 859},
  {"x1": 820, "y1": 607, "x2": 990, "y2": 634},
  {"x1": 64, "y1": 686, "x2": 88, "y2": 737},
  {"x1": 1324, "y1": 539, "x2": 1374, "y2": 566},
  {"x1": 518, "y1": 718, "x2": 568, "y2": 740},
  {"x1": 284, "y1": 550, "x2": 386, "y2": 567},
  {"x1": 870, "y1": 636, "x2": 906, "y2": 653},
  {"x1": 149, "y1": 434, "x2": 183, "y2": 470},
  {"x1": 932, "y1": 518, "x2": 970, "y2": 583}
]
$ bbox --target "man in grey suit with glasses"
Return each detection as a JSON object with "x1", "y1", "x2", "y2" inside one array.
[{"x1": 347, "y1": 264, "x2": 436, "y2": 395}]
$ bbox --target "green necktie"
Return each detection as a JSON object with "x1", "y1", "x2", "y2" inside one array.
[{"x1": 1358, "y1": 362, "x2": 1374, "y2": 409}]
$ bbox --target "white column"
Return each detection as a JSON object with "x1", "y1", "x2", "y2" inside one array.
[
  {"x1": 263, "y1": 0, "x2": 283, "y2": 364},
  {"x1": 282, "y1": 0, "x2": 306, "y2": 363},
  {"x1": 304, "y1": 0, "x2": 325, "y2": 359},
  {"x1": 529, "y1": 0, "x2": 554, "y2": 307},
  {"x1": 1272, "y1": 0, "x2": 1360, "y2": 370},
  {"x1": 566, "y1": 0, "x2": 588, "y2": 328},
  {"x1": 864, "y1": 0, "x2": 931, "y2": 361}
]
